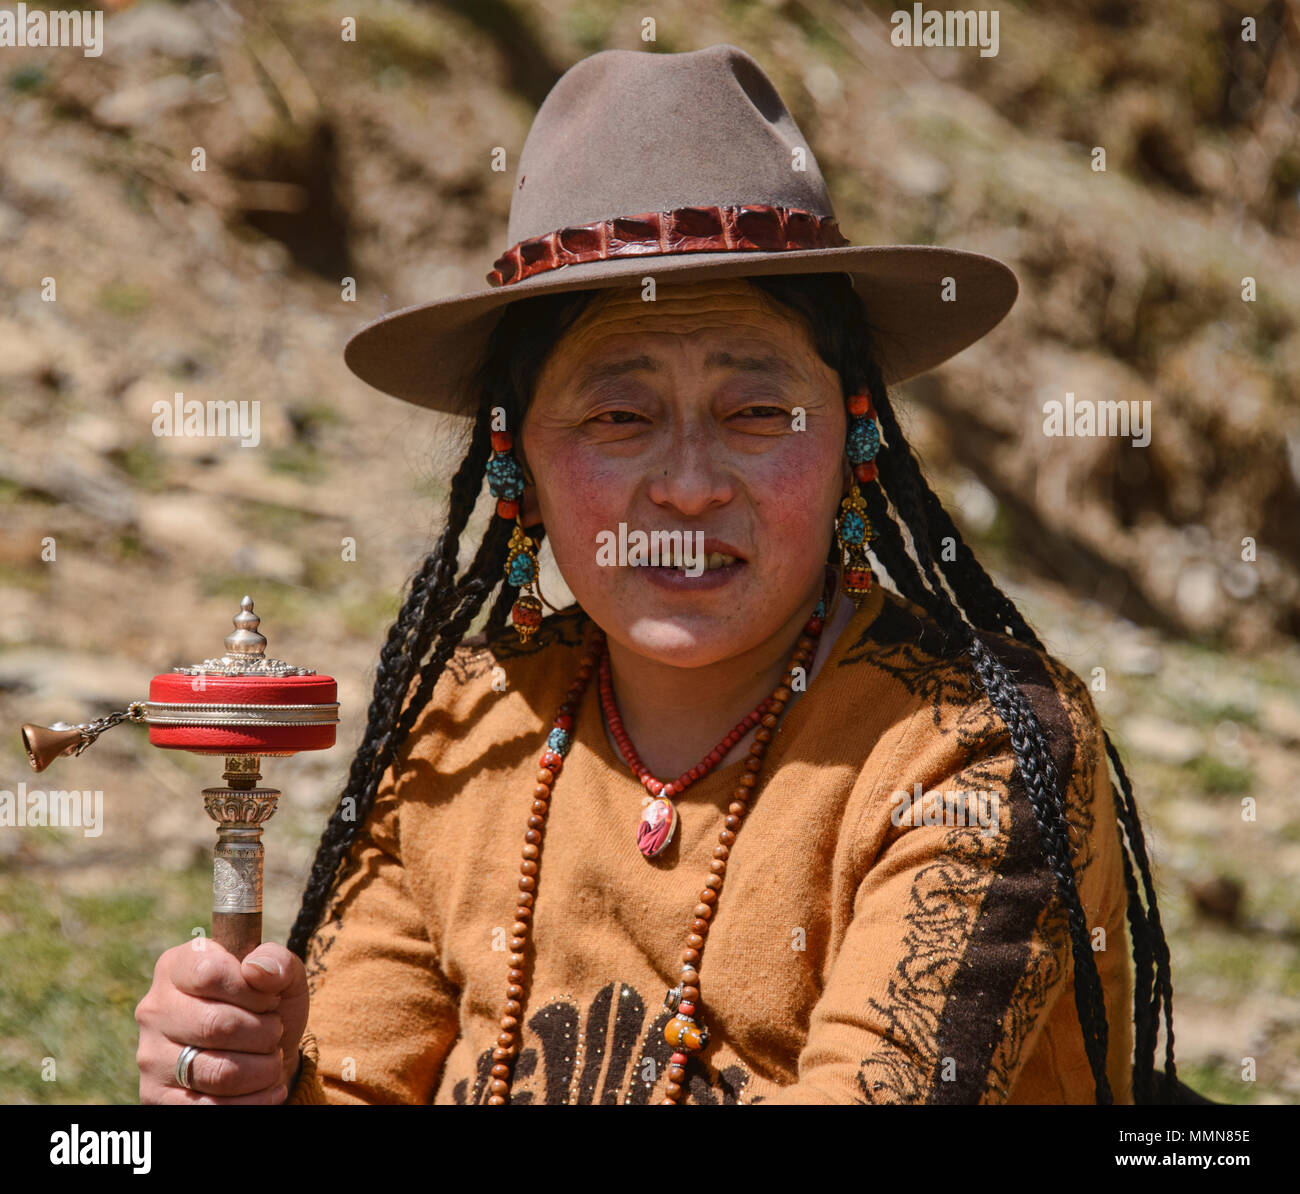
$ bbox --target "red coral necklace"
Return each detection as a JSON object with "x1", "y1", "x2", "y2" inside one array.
[{"x1": 599, "y1": 648, "x2": 779, "y2": 859}]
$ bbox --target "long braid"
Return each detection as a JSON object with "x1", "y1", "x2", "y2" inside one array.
[
  {"x1": 751, "y1": 271, "x2": 1182, "y2": 1103},
  {"x1": 289, "y1": 289, "x2": 595, "y2": 960},
  {"x1": 1107, "y1": 736, "x2": 1177, "y2": 1099},
  {"x1": 907, "y1": 447, "x2": 1173, "y2": 1101},
  {"x1": 287, "y1": 411, "x2": 495, "y2": 958},
  {"x1": 870, "y1": 362, "x2": 1113, "y2": 1102}
]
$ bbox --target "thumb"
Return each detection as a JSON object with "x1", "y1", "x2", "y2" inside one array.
[{"x1": 240, "y1": 943, "x2": 302, "y2": 995}]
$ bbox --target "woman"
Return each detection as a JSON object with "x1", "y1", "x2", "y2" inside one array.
[{"x1": 135, "y1": 43, "x2": 1178, "y2": 1106}]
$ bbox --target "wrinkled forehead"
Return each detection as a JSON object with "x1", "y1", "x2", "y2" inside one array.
[{"x1": 543, "y1": 276, "x2": 816, "y2": 375}]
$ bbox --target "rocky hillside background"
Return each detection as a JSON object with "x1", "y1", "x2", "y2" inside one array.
[{"x1": 1, "y1": 0, "x2": 1297, "y2": 1103}]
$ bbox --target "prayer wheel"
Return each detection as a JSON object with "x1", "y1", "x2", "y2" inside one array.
[{"x1": 20, "y1": 596, "x2": 338, "y2": 960}]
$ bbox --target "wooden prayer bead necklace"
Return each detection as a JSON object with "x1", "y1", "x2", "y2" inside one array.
[{"x1": 487, "y1": 577, "x2": 831, "y2": 1106}]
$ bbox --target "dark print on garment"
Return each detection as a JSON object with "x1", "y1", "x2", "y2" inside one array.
[
  {"x1": 451, "y1": 981, "x2": 754, "y2": 1105},
  {"x1": 842, "y1": 594, "x2": 1103, "y2": 1103}
]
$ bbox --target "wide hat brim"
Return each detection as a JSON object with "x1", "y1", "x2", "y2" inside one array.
[{"x1": 343, "y1": 242, "x2": 1018, "y2": 417}]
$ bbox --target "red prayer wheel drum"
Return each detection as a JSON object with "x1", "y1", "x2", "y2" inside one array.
[
  {"x1": 143, "y1": 594, "x2": 338, "y2": 756},
  {"x1": 146, "y1": 672, "x2": 337, "y2": 754}
]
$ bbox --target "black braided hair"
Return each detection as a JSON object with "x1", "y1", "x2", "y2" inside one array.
[
  {"x1": 744, "y1": 271, "x2": 1175, "y2": 1104},
  {"x1": 286, "y1": 287, "x2": 592, "y2": 959},
  {"x1": 288, "y1": 270, "x2": 1176, "y2": 1105}
]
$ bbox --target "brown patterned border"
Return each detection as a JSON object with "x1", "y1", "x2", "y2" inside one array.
[{"x1": 487, "y1": 204, "x2": 850, "y2": 287}]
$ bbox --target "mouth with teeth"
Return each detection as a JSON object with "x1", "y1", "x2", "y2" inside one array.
[
  {"x1": 652, "y1": 551, "x2": 740, "y2": 573},
  {"x1": 642, "y1": 548, "x2": 742, "y2": 590}
]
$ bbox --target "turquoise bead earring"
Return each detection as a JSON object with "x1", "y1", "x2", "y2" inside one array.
[
  {"x1": 835, "y1": 390, "x2": 882, "y2": 605},
  {"x1": 487, "y1": 429, "x2": 543, "y2": 643}
]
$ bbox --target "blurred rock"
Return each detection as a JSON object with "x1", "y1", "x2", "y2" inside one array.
[
  {"x1": 0, "y1": 649, "x2": 145, "y2": 706},
  {"x1": 1123, "y1": 716, "x2": 1202, "y2": 765},
  {"x1": 104, "y1": 3, "x2": 210, "y2": 60},
  {"x1": 1187, "y1": 875, "x2": 1244, "y2": 925},
  {"x1": 93, "y1": 75, "x2": 196, "y2": 130},
  {"x1": 136, "y1": 493, "x2": 305, "y2": 584}
]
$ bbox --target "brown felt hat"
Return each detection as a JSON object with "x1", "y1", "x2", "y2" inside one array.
[{"x1": 343, "y1": 43, "x2": 1018, "y2": 417}]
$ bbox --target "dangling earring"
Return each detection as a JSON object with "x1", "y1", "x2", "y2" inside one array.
[
  {"x1": 505, "y1": 520, "x2": 544, "y2": 643},
  {"x1": 834, "y1": 390, "x2": 882, "y2": 607},
  {"x1": 487, "y1": 428, "x2": 544, "y2": 644}
]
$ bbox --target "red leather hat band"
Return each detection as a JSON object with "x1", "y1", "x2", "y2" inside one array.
[{"x1": 487, "y1": 203, "x2": 850, "y2": 288}]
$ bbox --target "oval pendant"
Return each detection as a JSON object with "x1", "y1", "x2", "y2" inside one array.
[{"x1": 637, "y1": 795, "x2": 678, "y2": 858}]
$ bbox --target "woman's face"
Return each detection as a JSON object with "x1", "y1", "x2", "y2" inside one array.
[{"x1": 518, "y1": 276, "x2": 851, "y2": 667}]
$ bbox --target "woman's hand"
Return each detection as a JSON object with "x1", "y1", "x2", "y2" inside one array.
[{"x1": 135, "y1": 940, "x2": 309, "y2": 1105}]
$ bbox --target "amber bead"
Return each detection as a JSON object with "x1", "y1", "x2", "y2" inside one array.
[
  {"x1": 682, "y1": 947, "x2": 700, "y2": 965},
  {"x1": 761, "y1": 713, "x2": 778, "y2": 728},
  {"x1": 665, "y1": 1082, "x2": 682, "y2": 1099},
  {"x1": 694, "y1": 903, "x2": 713, "y2": 919},
  {"x1": 680, "y1": 966, "x2": 699, "y2": 986},
  {"x1": 492, "y1": 1063, "x2": 510, "y2": 1079},
  {"x1": 497, "y1": 1031, "x2": 515, "y2": 1047},
  {"x1": 504, "y1": 1000, "x2": 521, "y2": 1017},
  {"x1": 754, "y1": 727, "x2": 772, "y2": 743},
  {"x1": 709, "y1": 860, "x2": 726, "y2": 877},
  {"x1": 682, "y1": 986, "x2": 699, "y2": 1003},
  {"x1": 700, "y1": 888, "x2": 718, "y2": 904},
  {"x1": 713, "y1": 845, "x2": 729, "y2": 860},
  {"x1": 728, "y1": 801, "x2": 746, "y2": 816},
  {"x1": 666, "y1": 1065, "x2": 686, "y2": 1083},
  {"x1": 507, "y1": 968, "x2": 523, "y2": 983},
  {"x1": 500, "y1": 1015, "x2": 518, "y2": 1031},
  {"x1": 527, "y1": 815, "x2": 544, "y2": 830},
  {"x1": 518, "y1": 876, "x2": 536, "y2": 892},
  {"x1": 744, "y1": 758, "x2": 762, "y2": 773},
  {"x1": 704, "y1": 874, "x2": 723, "y2": 891},
  {"x1": 718, "y1": 830, "x2": 736, "y2": 846},
  {"x1": 522, "y1": 844, "x2": 539, "y2": 860},
  {"x1": 530, "y1": 801, "x2": 548, "y2": 815},
  {"x1": 737, "y1": 773, "x2": 758, "y2": 788},
  {"x1": 686, "y1": 933, "x2": 705, "y2": 950},
  {"x1": 724, "y1": 815, "x2": 741, "y2": 830},
  {"x1": 508, "y1": 951, "x2": 524, "y2": 966},
  {"x1": 524, "y1": 829, "x2": 541, "y2": 844},
  {"x1": 691, "y1": 918, "x2": 710, "y2": 934}
]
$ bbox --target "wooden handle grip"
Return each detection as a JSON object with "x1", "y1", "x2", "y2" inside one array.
[{"x1": 213, "y1": 911, "x2": 263, "y2": 961}]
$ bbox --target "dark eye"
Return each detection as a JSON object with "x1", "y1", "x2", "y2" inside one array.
[
  {"x1": 592, "y1": 410, "x2": 644, "y2": 424},
  {"x1": 737, "y1": 405, "x2": 787, "y2": 418}
]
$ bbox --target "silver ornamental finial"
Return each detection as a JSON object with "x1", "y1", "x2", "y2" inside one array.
[
  {"x1": 172, "y1": 594, "x2": 316, "y2": 678},
  {"x1": 224, "y1": 596, "x2": 268, "y2": 657}
]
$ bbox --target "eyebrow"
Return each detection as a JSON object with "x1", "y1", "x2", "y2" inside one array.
[{"x1": 573, "y1": 351, "x2": 798, "y2": 396}]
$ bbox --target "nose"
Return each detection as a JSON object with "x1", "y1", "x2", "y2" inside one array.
[{"x1": 644, "y1": 421, "x2": 735, "y2": 515}]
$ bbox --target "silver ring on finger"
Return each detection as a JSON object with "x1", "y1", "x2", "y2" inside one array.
[{"x1": 175, "y1": 1044, "x2": 203, "y2": 1091}]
